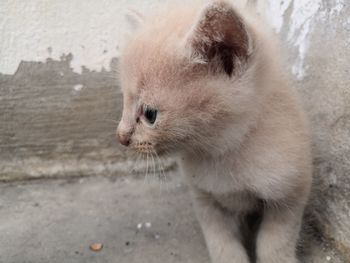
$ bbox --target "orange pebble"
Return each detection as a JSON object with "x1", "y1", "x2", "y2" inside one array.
[{"x1": 90, "y1": 243, "x2": 103, "y2": 252}]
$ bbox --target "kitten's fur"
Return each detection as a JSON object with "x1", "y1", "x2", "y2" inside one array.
[{"x1": 117, "y1": 1, "x2": 312, "y2": 263}]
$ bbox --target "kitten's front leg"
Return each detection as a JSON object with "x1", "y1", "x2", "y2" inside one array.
[
  {"x1": 191, "y1": 189, "x2": 250, "y2": 263},
  {"x1": 256, "y1": 203, "x2": 305, "y2": 263}
]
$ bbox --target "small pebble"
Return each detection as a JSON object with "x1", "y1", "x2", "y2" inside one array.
[
  {"x1": 90, "y1": 243, "x2": 103, "y2": 252},
  {"x1": 145, "y1": 222, "x2": 152, "y2": 228},
  {"x1": 137, "y1": 223, "x2": 143, "y2": 229},
  {"x1": 326, "y1": 256, "x2": 331, "y2": 261},
  {"x1": 154, "y1": 234, "x2": 160, "y2": 240}
]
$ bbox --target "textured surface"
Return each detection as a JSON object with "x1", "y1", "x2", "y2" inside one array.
[
  {"x1": 0, "y1": 175, "x2": 346, "y2": 263},
  {"x1": 0, "y1": 56, "x2": 129, "y2": 180},
  {"x1": 289, "y1": 2, "x2": 350, "y2": 259},
  {"x1": 0, "y1": 175, "x2": 210, "y2": 263}
]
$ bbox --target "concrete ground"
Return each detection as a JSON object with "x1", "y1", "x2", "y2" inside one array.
[{"x1": 0, "y1": 172, "x2": 346, "y2": 263}]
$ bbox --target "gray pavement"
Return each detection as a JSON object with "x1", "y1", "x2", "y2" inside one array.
[
  {"x1": 0, "y1": 173, "x2": 209, "y2": 263},
  {"x1": 0, "y1": 173, "x2": 345, "y2": 263}
]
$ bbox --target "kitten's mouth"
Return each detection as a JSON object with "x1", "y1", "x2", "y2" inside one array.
[
  {"x1": 130, "y1": 141, "x2": 171, "y2": 158},
  {"x1": 132, "y1": 141, "x2": 154, "y2": 154}
]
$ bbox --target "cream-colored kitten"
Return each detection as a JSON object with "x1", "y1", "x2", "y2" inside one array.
[{"x1": 117, "y1": 1, "x2": 312, "y2": 263}]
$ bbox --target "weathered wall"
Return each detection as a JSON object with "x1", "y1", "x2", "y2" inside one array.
[
  {"x1": 0, "y1": 0, "x2": 349, "y2": 259},
  {"x1": 0, "y1": 56, "x2": 129, "y2": 180},
  {"x1": 262, "y1": 0, "x2": 350, "y2": 259},
  {"x1": 289, "y1": 1, "x2": 350, "y2": 258}
]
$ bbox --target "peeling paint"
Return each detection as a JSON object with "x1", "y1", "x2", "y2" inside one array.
[
  {"x1": 0, "y1": 0, "x2": 186, "y2": 75},
  {"x1": 0, "y1": 0, "x2": 126, "y2": 74},
  {"x1": 330, "y1": 0, "x2": 345, "y2": 16},
  {"x1": 258, "y1": 0, "x2": 293, "y2": 32},
  {"x1": 256, "y1": 0, "x2": 322, "y2": 79},
  {"x1": 287, "y1": 0, "x2": 322, "y2": 79}
]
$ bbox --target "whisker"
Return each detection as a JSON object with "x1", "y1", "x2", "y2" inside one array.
[
  {"x1": 156, "y1": 155, "x2": 162, "y2": 189},
  {"x1": 150, "y1": 151, "x2": 161, "y2": 191},
  {"x1": 150, "y1": 151, "x2": 156, "y2": 176},
  {"x1": 144, "y1": 152, "x2": 150, "y2": 185},
  {"x1": 153, "y1": 150, "x2": 168, "y2": 191},
  {"x1": 156, "y1": 152, "x2": 166, "y2": 191},
  {"x1": 141, "y1": 152, "x2": 145, "y2": 182},
  {"x1": 157, "y1": 152, "x2": 167, "y2": 178},
  {"x1": 131, "y1": 152, "x2": 142, "y2": 173},
  {"x1": 137, "y1": 152, "x2": 145, "y2": 179},
  {"x1": 149, "y1": 152, "x2": 159, "y2": 189}
]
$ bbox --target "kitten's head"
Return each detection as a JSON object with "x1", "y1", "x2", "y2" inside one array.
[{"x1": 117, "y1": 1, "x2": 259, "y2": 157}]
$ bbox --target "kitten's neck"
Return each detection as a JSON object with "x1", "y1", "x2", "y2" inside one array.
[{"x1": 182, "y1": 114, "x2": 259, "y2": 160}]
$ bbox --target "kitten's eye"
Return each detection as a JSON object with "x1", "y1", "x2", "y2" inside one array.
[{"x1": 143, "y1": 106, "x2": 157, "y2": 125}]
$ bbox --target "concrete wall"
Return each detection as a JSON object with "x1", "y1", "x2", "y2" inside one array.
[{"x1": 0, "y1": 0, "x2": 349, "y2": 259}]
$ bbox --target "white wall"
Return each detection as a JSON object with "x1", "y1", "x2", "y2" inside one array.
[{"x1": 0, "y1": 0, "x2": 181, "y2": 74}]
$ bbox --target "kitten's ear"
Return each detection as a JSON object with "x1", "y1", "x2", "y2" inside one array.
[
  {"x1": 185, "y1": 1, "x2": 252, "y2": 76},
  {"x1": 125, "y1": 9, "x2": 145, "y2": 31}
]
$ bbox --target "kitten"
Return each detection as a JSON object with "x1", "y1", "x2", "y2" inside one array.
[{"x1": 117, "y1": 1, "x2": 312, "y2": 263}]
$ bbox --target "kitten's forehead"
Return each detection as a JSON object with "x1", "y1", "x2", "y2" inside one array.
[
  {"x1": 120, "y1": 48, "x2": 191, "y2": 105},
  {"x1": 122, "y1": 39, "x2": 182, "y2": 75},
  {"x1": 119, "y1": 7, "x2": 200, "y2": 87}
]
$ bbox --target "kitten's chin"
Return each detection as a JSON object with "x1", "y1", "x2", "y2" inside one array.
[
  {"x1": 153, "y1": 145, "x2": 181, "y2": 158},
  {"x1": 153, "y1": 148, "x2": 173, "y2": 158}
]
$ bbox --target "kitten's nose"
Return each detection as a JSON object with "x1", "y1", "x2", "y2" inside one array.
[{"x1": 117, "y1": 132, "x2": 131, "y2": 147}]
